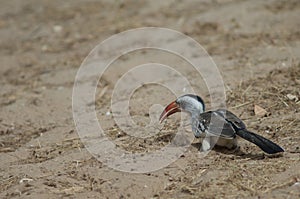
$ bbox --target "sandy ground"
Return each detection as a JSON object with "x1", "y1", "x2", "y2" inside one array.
[{"x1": 0, "y1": 0, "x2": 300, "y2": 198}]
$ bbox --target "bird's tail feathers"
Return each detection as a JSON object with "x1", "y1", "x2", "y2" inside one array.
[{"x1": 236, "y1": 129, "x2": 284, "y2": 154}]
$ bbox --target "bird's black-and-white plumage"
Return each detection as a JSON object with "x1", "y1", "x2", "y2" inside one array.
[{"x1": 159, "y1": 94, "x2": 284, "y2": 154}]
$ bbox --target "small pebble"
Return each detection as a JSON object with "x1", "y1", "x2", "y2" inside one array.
[
  {"x1": 53, "y1": 25, "x2": 63, "y2": 33},
  {"x1": 286, "y1": 94, "x2": 298, "y2": 102}
]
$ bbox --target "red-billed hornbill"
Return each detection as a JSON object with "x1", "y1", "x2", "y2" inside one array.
[{"x1": 159, "y1": 94, "x2": 284, "y2": 154}]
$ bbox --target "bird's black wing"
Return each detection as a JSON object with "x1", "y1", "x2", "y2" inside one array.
[
  {"x1": 215, "y1": 109, "x2": 246, "y2": 130},
  {"x1": 198, "y1": 111, "x2": 236, "y2": 139}
]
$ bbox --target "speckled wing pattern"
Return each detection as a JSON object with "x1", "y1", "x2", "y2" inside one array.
[{"x1": 198, "y1": 109, "x2": 246, "y2": 139}]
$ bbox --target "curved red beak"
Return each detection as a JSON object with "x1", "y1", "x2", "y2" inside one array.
[{"x1": 159, "y1": 101, "x2": 181, "y2": 123}]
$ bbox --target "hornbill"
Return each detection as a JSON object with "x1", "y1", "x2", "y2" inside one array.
[{"x1": 159, "y1": 94, "x2": 284, "y2": 154}]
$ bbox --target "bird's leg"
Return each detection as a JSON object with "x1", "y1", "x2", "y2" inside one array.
[
  {"x1": 229, "y1": 138, "x2": 238, "y2": 149},
  {"x1": 201, "y1": 136, "x2": 212, "y2": 151}
]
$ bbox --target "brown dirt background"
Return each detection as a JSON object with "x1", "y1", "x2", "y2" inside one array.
[{"x1": 0, "y1": 0, "x2": 300, "y2": 198}]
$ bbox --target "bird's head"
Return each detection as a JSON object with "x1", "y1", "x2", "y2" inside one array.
[{"x1": 159, "y1": 94, "x2": 205, "y2": 123}]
